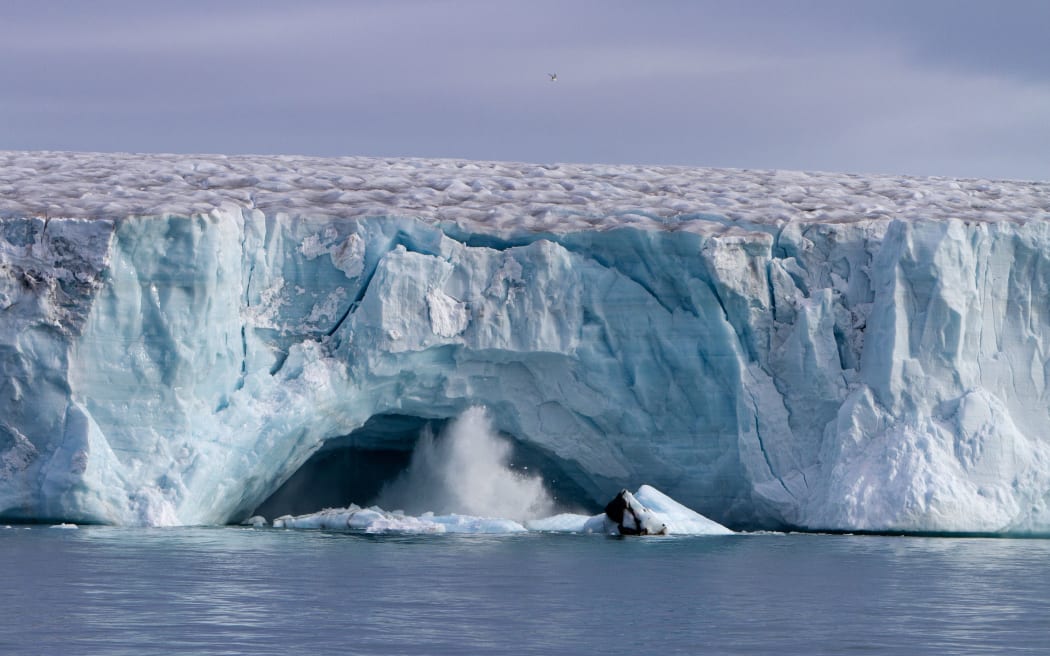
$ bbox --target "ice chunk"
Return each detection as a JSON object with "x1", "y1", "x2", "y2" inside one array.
[
  {"x1": 272, "y1": 485, "x2": 727, "y2": 536},
  {"x1": 272, "y1": 505, "x2": 526, "y2": 534},
  {"x1": 633, "y1": 485, "x2": 735, "y2": 535}
]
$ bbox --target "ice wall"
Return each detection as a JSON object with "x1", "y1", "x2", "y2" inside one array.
[{"x1": 2, "y1": 151, "x2": 1050, "y2": 533}]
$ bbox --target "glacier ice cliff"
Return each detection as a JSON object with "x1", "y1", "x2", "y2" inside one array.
[{"x1": 2, "y1": 151, "x2": 1050, "y2": 533}]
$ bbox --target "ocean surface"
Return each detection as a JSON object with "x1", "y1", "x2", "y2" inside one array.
[{"x1": 2, "y1": 526, "x2": 1048, "y2": 655}]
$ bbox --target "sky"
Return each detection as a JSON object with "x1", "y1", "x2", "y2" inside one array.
[{"x1": 2, "y1": 0, "x2": 1048, "y2": 181}]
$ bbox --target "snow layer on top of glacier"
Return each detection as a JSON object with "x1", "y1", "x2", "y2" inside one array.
[{"x1": 1, "y1": 151, "x2": 1047, "y2": 234}]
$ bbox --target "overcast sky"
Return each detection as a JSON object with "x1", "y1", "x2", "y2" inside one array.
[{"x1": 2, "y1": 1, "x2": 1048, "y2": 181}]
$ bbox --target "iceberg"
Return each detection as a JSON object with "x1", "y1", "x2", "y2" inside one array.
[
  {"x1": 526, "y1": 485, "x2": 735, "y2": 536},
  {"x1": 2, "y1": 151, "x2": 1050, "y2": 535},
  {"x1": 632, "y1": 485, "x2": 735, "y2": 536}
]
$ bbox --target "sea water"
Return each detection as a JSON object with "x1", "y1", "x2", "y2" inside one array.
[{"x1": 2, "y1": 527, "x2": 1049, "y2": 655}]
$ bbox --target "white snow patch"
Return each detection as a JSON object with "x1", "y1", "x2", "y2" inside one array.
[{"x1": 426, "y1": 288, "x2": 469, "y2": 338}]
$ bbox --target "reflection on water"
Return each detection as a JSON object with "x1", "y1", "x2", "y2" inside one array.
[{"x1": 2, "y1": 527, "x2": 1049, "y2": 655}]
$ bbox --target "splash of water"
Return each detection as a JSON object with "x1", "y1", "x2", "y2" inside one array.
[{"x1": 375, "y1": 407, "x2": 557, "y2": 521}]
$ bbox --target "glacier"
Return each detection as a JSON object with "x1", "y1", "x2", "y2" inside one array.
[{"x1": 2, "y1": 150, "x2": 1050, "y2": 534}]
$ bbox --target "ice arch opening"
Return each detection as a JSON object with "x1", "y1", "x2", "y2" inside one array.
[{"x1": 251, "y1": 411, "x2": 597, "y2": 521}]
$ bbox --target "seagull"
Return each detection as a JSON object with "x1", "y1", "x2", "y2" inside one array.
[{"x1": 548, "y1": 73, "x2": 557, "y2": 81}]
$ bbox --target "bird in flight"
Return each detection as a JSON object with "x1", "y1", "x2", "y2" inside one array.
[{"x1": 548, "y1": 73, "x2": 557, "y2": 81}]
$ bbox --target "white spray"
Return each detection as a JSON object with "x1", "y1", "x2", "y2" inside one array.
[{"x1": 376, "y1": 407, "x2": 557, "y2": 521}]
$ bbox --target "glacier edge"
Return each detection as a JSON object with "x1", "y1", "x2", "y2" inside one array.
[{"x1": 2, "y1": 154, "x2": 1050, "y2": 533}]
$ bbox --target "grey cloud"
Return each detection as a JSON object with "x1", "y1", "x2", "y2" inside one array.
[{"x1": 0, "y1": 0, "x2": 1047, "y2": 181}]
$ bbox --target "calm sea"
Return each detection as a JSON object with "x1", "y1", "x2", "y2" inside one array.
[{"x1": 1, "y1": 526, "x2": 1048, "y2": 655}]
